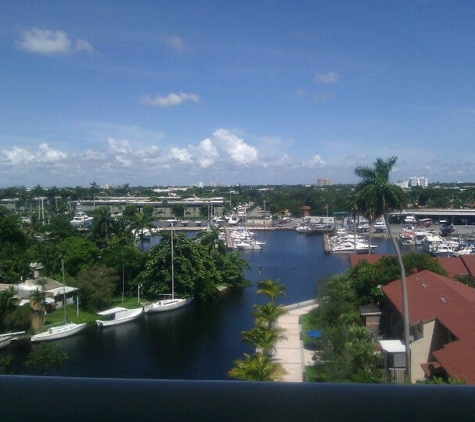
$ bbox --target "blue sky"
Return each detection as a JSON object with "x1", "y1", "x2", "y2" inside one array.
[{"x1": 1, "y1": 1, "x2": 475, "y2": 188}]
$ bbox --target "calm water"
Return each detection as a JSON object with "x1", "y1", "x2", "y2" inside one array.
[{"x1": 10, "y1": 231, "x2": 398, "y2": 380}]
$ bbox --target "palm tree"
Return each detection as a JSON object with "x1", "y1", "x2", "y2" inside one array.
[
  {"x1": 93, "y1": 207, "x2": 113, "y2": 244},
  {"x1": 256, "y1": 279, "x2": 286, "y2": 303},
  {"x1": 197, "y1": 224, "x2": 226, "y2": 255},
  {"x1": 354, "y1": 156, "x2": 411, "y2": 379},
  {"x1": 128, "y1": 211, "x2": 154, "y2": 251},
  {"x1": 252, "y1": 302, "x2": 288, "y2": 329},
  {"x1": 110, "y1": 216, "x2": 133, "y2": 246},
  {"x1": 241, "y1": 326, "x2": 287, "y2": 356},
  {"x1": 228, "y1": 353, "x2": 287, "y2": 381}
]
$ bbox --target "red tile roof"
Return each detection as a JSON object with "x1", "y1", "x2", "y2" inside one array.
[
  {"x1": 437, "y1": 257, "x2": 469, "y2": 278},
  {"x1": 383, "y1": 270, "x2": 475, "y2": 383}
]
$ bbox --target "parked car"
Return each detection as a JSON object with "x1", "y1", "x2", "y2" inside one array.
[{"x1": 440, "y1": 224, "x2": 455, "y2": 236}]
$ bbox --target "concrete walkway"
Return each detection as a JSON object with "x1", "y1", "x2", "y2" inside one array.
[{"x1": 273, "y1": 300, "x2": 318, "y2": 382}]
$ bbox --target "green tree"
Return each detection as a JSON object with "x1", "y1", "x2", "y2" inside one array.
[
  {"x1": 92, "y1": 207, "x2": 114, "y2": 245},
  {"x1": 26, "y1": 342, "x2": 68, "y2": 375},
  {"x1": 228, "y1": 353, "x2": 286, "y2": 381},
  {"x1": 57, "y1": 237, "x2": 100, "y2": 277},
  {"x1": 0, "y1": 287, "x2": 16, "y2": 329},
  {"x1": 72, "y1": 265, "x2": 118, "y2": 312},
  {"x1": 241, "y1": 326, "x2": 287, "y2": 356},
  {"x1": 128, "y1": 211, "x2": 154, "y2": 251},
  {"x1": 4, "y1": 306, "x2": 31, "y2": 331},
  {"x1": 140, "y1": 233, "x2": 225, "y2": 300},
  {"x1": 252, "y1": 302, "x2": 288, "y2": 329},
  {"x1": 354, "y1": 156, "x2": 411, "y2": 378},
  {"x1": 197, "y1": 224, "x2": 226, "y2": 255},
  {"x1": 256, "y1": 279, "x2": 286, "y2": 302}
]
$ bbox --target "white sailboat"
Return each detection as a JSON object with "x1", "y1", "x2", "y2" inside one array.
[
  {"x1": 31, "y1": 259, "x2": 86, "y2": 342},
  {"x1": 95, "y1": 306, "x2": 144, "y2": 327},
  {"x1": 0, "y1": 331, "x2": 25, "y2": 349},
  {"x1": 145, "y1": 227, "x2": 193, "y2": 313}
]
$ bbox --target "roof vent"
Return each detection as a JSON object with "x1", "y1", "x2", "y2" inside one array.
[
  {"x1": 440, "y1": 298, "x2": 446, "y2": 303},
  {"x1": 422, "y1": 283, "x2": 427, "y2": 288}
]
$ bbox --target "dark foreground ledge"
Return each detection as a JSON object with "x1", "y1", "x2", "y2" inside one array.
[{"x1": 1, "y1": 376, "x2": 474, "y2": 421}]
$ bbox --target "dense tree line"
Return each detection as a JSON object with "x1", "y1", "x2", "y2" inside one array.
[{"x1": 0, "y1": 205, "x2": 250, "y2": 333}]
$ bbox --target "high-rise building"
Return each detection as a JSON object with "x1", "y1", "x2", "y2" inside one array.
[{"x1": 317, "y1": 178, "x2": 332, "y2": 187}]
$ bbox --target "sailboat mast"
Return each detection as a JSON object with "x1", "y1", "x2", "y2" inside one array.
[
  {"x1": 171, "y1": 226, "x2": 174, "y2": 300},
  {"x1": 62, "y1": 258, "x2": 67, "y2": 323}
]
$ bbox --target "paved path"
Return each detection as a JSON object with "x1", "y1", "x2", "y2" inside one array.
[{"x1": 273, "y1": 300, "x2": 318, "y2": 382}]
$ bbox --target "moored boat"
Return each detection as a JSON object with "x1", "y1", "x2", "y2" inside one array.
[
  {"x1": 96, "y1": 307, "x2": 144, "y2": 327},
  {"x1": 31, "y1": 323, "x2": 86, "y2": 342},
  {"x1": 145, "y1": 297, "x2": 193, "y2": 313},
  {"x1": 145, "y1": 228, "x2": 193, "y2": 314},
  {"x1": 70, "y1": 202, "x2": 94, "y2": 229},
  {"x1": 0, "y1": 331, "x2": 25, "y2": 349}
]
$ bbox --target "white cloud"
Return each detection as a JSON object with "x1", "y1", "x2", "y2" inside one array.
[
  {"x1": 140, "y1": 92, "x2": 200, "y2": 108},
  {"x1": 191, "y1": 138, "x2": 219, "y2": 168},
  {"x1": 308, "y1": 155, "x2": 325, "y2": 166},
  {"x1": 314, "y1": 71, "x2": 340, "y2": 84},
  {"x1": 85, "y1": 150, "x2": 106, "y2": 161},
  {"x1": 108, "y1": 138, "x2": 132, "y2": 155},
  {"x1": 2, "y1": 146, "x2": 36, "y2": 164},
  {"x1": 1, "y1": 143, "x2": 66, "y2": 165},
  {"x1": 37, "y1": 143, "x2": 67, "y2": 163},
  {"x1": 213, "y1": 129, "x2": 258, "y2": 164},
  {"x1": 75, "y1": 39, "x2": 96, "y2": 54},
  {"x1": 17, "y1": 28, "x2": 95, "y2": 55},
  {"x1": 163, "y1": 35, "x2": 185, "y2": 51},
  {"x1": 170, "y1": 147, "x2": 192, "y2": 163}
]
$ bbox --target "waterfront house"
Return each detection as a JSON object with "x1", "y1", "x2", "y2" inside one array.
[{"x1": 382, "y1": 270, "x2": 475, "y2": 384}]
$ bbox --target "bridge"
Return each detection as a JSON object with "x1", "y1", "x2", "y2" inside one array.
[{"x1": 388, "y1": 209, "x2": 475, "y2": 225}]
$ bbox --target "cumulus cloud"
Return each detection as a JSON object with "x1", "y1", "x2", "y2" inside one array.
[
  {"x1": 170, "y1": 147, "x2": 192, "y2": 163},
  {"x1": 308, "y1": 155, "x2": 325, "y2": 166},
  {"x1": 17, "y1": 28, "x2": 96, "y2": 55},
  {"x1": 108, "y1": 138, "x2": 132, "y2": 155},
  {"x1": 314, "y1": 71, "x2": 339, "y2": 84},
  {"x1": 37, "y1": 143, "x2": 67, "y2": 163},
  {"x1": 191, "y1": 138, "x2": 219, "y2": 168},
  {"x1": 213, "y1": 129, "x2": 258, "y2": 164},
  {"x1": 140, "y1": 92, "x2": 200, "y2": 108},
  {"x1": 2, "y1": 146, "x2": 36, "y2": 165},
  {"x1": 1, "y1": 143, "x2": 66, "y2": 165}
]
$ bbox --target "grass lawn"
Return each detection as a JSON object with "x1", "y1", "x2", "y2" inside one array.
[{"x1": 43, "y1": 295, "x2": 144, "y2": 326}]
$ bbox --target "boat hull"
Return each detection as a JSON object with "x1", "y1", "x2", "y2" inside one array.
[
  {"x1": 31, "y1": 323, "x2": 87, "y2": 342},
  {"x1": 145, "y1": 298, "x2": 193, "y2": 313},
  {"x1": 96, "y1": 307, "x2": 144, "y2": 327}
]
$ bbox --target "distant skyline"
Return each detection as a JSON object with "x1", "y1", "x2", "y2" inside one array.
[{"x1": 1, "y1": 1, "x2": 475, "y2": 188}]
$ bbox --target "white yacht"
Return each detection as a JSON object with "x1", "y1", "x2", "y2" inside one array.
[
  {"x1": 421, "y1": 233, "x2": 445, "y2": 254},
  {"x1": 70, "y1": 203, "x2": 94, "y2": 229}
]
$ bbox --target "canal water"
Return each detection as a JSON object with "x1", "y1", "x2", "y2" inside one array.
[{"x1": 10, "y1": 231, "x2": 398, "y2": 380}]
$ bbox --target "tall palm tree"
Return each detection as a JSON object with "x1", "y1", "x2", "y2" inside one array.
[
  {"x1": 354, "y1": 156, "x2": 411, "y2": 379},
  {"x1": 128, "y1": 211, "x2": 154, "y2": 251},
  {"x1": 93, "y1": 207, "x2": 113, "y2": 244},
  {"x1": 257, "y1": 279, "x2": 286, "y2": 303}
]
